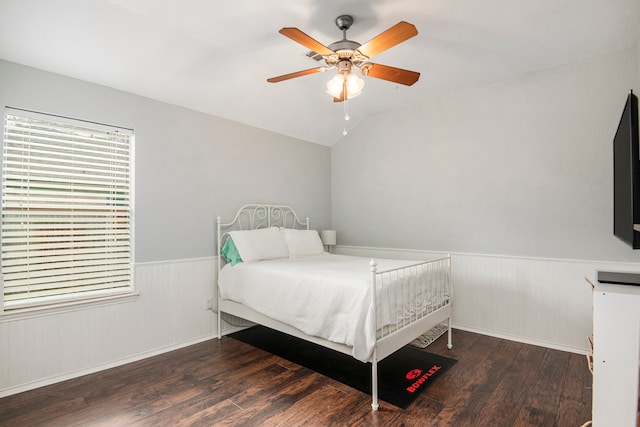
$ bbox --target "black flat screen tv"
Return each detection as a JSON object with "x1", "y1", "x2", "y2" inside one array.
[{"x1": 613, "y1": 90, "x2": 640, "y2": 248}]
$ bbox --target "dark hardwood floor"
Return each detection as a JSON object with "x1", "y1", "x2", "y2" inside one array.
[{"x1": 0, "y1": 329, "x2": 592, "y2": 426}]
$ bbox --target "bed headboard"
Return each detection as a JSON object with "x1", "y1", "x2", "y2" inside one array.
[
  {"x1": 217, "y1": 204, "x2": 309, "y2": 231},
  {"x1": 216, "y1": 204, "x2": 310, "y2": 266}
]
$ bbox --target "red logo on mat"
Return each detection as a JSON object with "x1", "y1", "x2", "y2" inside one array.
[
  {"x1": 406, "y1": 369, "x2": 422, "y2": 380},
  {"x1": 406, "y1": 365, "x2": 442, "y2": 393}
]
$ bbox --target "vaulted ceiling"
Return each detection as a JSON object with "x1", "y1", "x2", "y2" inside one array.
[{"x1": 1, "y1": 0, "x2": 638, "y2": 146}]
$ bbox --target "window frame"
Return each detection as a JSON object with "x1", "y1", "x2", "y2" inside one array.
[{"x1": 1, "y1": 107, "x2": 136, "y2": 316}]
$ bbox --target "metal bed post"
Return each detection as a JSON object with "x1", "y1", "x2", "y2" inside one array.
[
  {"x1": 370, "y1": 259, "x2": 379, "y2": 411},
  {"x1": 447, "y1": 255, "x2": 453, "y2": 350},
  {"x1": 371, "y1": 348, "x2": 379, "y2": 411},
  {"x1": 216, "y1": 216, "x2": 222, "y2": 340}
]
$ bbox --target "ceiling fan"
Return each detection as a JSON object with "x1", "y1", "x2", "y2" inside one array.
[{"x1": 267, "y1": 15, "x2": 420, "y2": 102}]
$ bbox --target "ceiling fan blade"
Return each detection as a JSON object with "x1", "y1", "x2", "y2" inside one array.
[
  {"x1": 355, "y1": 21, "x2": 418, "y2": 59},
  {"x1": 279, "y1": 27, "x2": 336, "y2": 57},
  {"x1": 267, "y1": 67, "x2": 326, "y2": 83},
  {"x1": 361, "y1": 63, "x2": 420, "y2": 86}
]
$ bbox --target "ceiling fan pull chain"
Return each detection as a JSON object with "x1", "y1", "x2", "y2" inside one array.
[
  {"x1": 342, "y1": 98, "x2": 349, "y2": 136},
  {"x1": 344, "y1": 98, "x2": 350, "y2": 121}
]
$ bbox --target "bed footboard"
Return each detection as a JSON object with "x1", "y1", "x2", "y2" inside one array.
[
  {"x1": 372, "y1": 256, "x2": 451, "y2": 340},
  {"x1": 369, "y1": 255, "x2": 452, "y2": 410}
]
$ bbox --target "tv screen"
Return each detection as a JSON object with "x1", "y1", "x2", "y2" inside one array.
[{"x1": 613, "y1": 90, "x2": 640, "y2": 248}]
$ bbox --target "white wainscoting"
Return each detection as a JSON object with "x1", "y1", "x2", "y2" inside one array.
[
  {"x1": 335, "y1": 245, "x2": 640, "y2": 354},
  {"x1": 2, "y1": 248, "x2": 638, "y2": 398},
  {"x1": 0, "y1": 257, "x2": 220, "y2": 398}
]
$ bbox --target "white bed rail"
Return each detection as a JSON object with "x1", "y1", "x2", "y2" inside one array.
[{"x1": 372, "y1": 256, "x2": 451, "y2": 339}]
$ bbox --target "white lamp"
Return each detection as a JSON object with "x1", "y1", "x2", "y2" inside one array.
[{"x1": 320, "y1": 230, "x2": 337, "y2": 253}]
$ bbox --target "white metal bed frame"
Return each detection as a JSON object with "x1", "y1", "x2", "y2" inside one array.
[{"x1": 216, "y1": 204, "x2": 453, "y2": 410}]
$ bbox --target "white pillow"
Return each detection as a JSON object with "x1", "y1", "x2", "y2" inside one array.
[
  {"x1": 280, "y1": 229, "x2": 325, "y2": 257},
  {"x1": 228, "y1": 228, "x2": 289, "y2": 262}
]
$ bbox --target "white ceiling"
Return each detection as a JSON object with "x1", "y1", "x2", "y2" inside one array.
[{"x1": 0, "y1": 0, "x2": 639, "y2": 146}]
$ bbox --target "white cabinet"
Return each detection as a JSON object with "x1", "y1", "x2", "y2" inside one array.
[{"x1": 592, "y1": 280, "x2": 640, "y2": 426}]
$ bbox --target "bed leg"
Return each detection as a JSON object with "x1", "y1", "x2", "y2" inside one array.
[
  {"x1": 371, "y1": 349, "x2": 379, "y2": 411},
  {"x1": 217, "y1": 305, "x2": 222, "y2": 340},
  {"x1": 447, "y1": 317, "x2": 453, "y2": 350}
]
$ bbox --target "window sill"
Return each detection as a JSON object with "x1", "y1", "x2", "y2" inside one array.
[{"x1": 0, "y1": 292, "x2": 141, "y2": 322}]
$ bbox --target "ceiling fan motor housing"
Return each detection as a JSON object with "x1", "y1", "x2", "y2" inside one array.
[
  {"x1": 336, "y1": 59, "x2": 353, "y2": 73},
  {"x1": 335, "y1": 15, "x2": 354, "y2": 31},
  {"x1": 309, "y1": 15, "x2": 362, "y2": 64}
]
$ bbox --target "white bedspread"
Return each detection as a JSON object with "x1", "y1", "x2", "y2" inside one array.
[{"x1": 218, "y1": 253, "x2": 447, "y2": 361}]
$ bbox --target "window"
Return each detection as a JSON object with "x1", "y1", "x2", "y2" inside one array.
[{"x1": 1, "y1": 108, "x2": 134, "y2": 312}]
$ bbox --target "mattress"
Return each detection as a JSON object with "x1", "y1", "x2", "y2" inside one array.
[{"x1": 218, "y1": 253, "x2": 449, "y2": 361}]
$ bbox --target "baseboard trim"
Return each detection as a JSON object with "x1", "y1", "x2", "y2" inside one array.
[
  {"x1": 0, "y1": 334, "x2": 217, "y2": 399},
  {"x1": 453, "y1": 324, "x2": 590, "y2": 356}
]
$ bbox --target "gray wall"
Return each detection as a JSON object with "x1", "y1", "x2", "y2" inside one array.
[
  {"x1": 331, "y1": 47, "x2": 640, "y2": 262},
  {"x1": 0, "y1": 59, "x2": 332, "y2": 396},
  {"x1": 0, "y1": 60, "x2": 331, "y2": 263}
]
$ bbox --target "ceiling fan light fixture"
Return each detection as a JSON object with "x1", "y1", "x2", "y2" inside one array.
[
  {"x1": 326, "y1": 71, "x2": 364, "y2": 100},
  {"x1": 326, "y1": 73, "x2": 345, "y2": 98},
  {"x1": 345, "y1": 73, "x2": 364, "y2": 98}
]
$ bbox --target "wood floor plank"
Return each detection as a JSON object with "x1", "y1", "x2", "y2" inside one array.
[
  {"x1": 427, "y1": 338, "x2": 524, "y2": 426},
  {"x1": 422, "y1": 332, "x2": 503, "y2": 406},
  {"x1": 167, "y1": 398, "x2": 243, "y2": 427},
  {"x1": 0, "y1": 329, "x2": 593, "y2": 426},
  {"x1": 139, "y1": 359, "x2": 305, "y2": 425},
  {"x1": 158, "y1": 349, "x2": 285, "y2": 407},
  {"x1": 50, "y1": 394, "x2": 172, "y2": 427},
  {"x1": 0, "y1": 396, "x2": 88, "y2": 427},
  {"x1": 513, "y1": 348, "x2": 570, "y2": 426},
  {"x1": 317, "y1": 389, "x2": 396, "y2": 426},
  {"x1": 211, "y1": 372, "x2": 328, "y2": 426},
  {"x1": 474, "y1": 343, "x2": 547, "y2": 426},
  {"x1": 553, "y1": 349, "x2": 593, "y2": 427},
  {"x1": 253, "y1": 382, "x2": 350, "y2": 426}
]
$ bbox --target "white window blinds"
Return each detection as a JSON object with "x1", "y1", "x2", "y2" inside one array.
[{"x1": 2, "y1": 109, "x2": 134, "y2": 311}]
